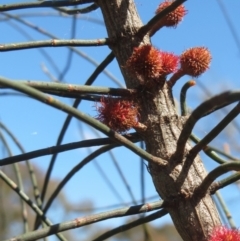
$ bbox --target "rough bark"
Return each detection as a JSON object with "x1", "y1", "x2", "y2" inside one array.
[{"x1": 96, "y1": 0, "x2": 221, "y2": 240}]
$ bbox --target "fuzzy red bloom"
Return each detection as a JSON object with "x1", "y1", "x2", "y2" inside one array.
[
  {"x1": 96, "y1": 97, "x2": 139, "y2": 133},
  {"x1": 160, "y1": 51, "x2": 179, "y2": 75},
  {"x1": 209, "y1": 226, "x2": 240, "y2": 241},
  {"x1": 155, "y1": 0, "x2": 187, "y2": 27},
  {"x1": 180, "y1": 47, "x2": 211, "y2": 77},
  {"x1": 126, "y1": 45, "x2": 162, "y2": 82}
]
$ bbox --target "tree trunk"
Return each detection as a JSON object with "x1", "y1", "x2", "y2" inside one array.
[{"x1": 96, "y1": 0, "x2": 221, "y2": 240}]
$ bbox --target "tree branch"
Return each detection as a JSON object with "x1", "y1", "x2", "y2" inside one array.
[
  {"x1": 0, "y1": 0, "x2": 94, "y2": 12},
  {"x1": 0, "y1": 38, "x2": 110, "y2": 51},
  {"x1": 195, "y1": 161, "x2": 240, "y2": 198},
  {"x1": 0, "y1": 76, "x2": 167, "y2": 166},
  {"x1": 0, "y1": 80, "x2": 136, "y2": 97},
  {"x1": 5, "y1": 200, "x2": 165, "y2": 241}
]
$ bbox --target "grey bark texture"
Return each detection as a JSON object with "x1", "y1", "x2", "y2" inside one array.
[{"x1": 96, "y1": 0, "x2": 221, "y2": 240}]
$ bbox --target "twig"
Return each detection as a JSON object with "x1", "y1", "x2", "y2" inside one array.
[
  {"x1": 0, "y1": 133, "x2": 141, "y2": 166},
  {"x1": 1, "y1": 13, "x2": 121, "y2": 86},
  {"x1": 210, "y1": 172, "x2": 240, "y2": 194},
  {"x1": 176, "y1": 91, "x2": 240, "y2": 156},
  {"x1": 195, "y1": 161, "x2": 240, "y2": 198},
  {"x1": 56, "y1": 3, "x2": 99, "y2": 15},
  {"x1": 0, "y1": 0, "x2": 94, "y2": 12},
  {"x1": 5, "y1": 200, "x2": 165, "y2": 241},
  {"x1": 42, "y1": 144, "x2": 118, "y2": 221},
  {"x1": 180, "y1": 80, "x2": 196, "y2": 116},
  {"x1": 92, "y1": 209, "x2": 168, "y2": 241},
  {"x1": 0, "y1": 80, "x2": 136, "y2": 96},
  {"x1": 0, "y1": 76, "x2": 167, "y2": 166},
  {"x1": 0, "y1": 38, "x2": 109, "y2": 51},
  {"x1": 190, "y1": 134, "x2": 226, "y2": 165},
  {"x1": 215, "y1": 191, "x2": 236, "y2": 229},
  {"x1": 179, "y1": 80, "x2": 237, "y2": 164},
  {"x1": 40, "y1": 51, "x2": 115, "y2": 207},
  {"x1": 189, "y1": 102, "x2": 240, "y2": 160}
]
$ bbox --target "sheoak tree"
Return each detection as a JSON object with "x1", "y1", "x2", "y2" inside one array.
[{"x1": 0, "y1": 1, "x2": 240, "y2": 241}]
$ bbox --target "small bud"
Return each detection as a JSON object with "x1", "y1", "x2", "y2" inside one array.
[
  {"x1": 209, "y1": 226, "x2": 240, "y2": 241},
  {"x1": 156, "y1": 0, "x2": 187, "y2": 28},
  {"x1": 180, "y1": 47, "x2": 211, "y2": 77},
  {"x1": 126, "y1": 45, "x2": 162, "y2": 83},
  {"x1": 160, "y1": 51, "x2": 179, "y2": 76},
  {"x1": 96, "y1": 97, "x2": 139, "y2": 133}
]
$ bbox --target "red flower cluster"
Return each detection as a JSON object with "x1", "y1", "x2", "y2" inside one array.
[
  {"x1": 96, "y1": 97, "x2": 139, "y2": 133},
  {"x1": 155, "y1": 0, "x2": 187, "y2": 28},
  {"x1": 209, "y1": 226, "x2": 240, "y2": 241},
  {"x1": 126, "y1": 45, "x2": 178, "y2": 86},
  {"x1": 126, "y1": 45, "x2": 162, "y2": 83},
  {"x1": 168, "y1": 46, "x2": 212, "y2": 87},
  {"x1": 161, "y1": 51, "x2": 179, "y2": 75},
  {"x1": 180, "y1": 47, "x2": 211, "y2": 77}
]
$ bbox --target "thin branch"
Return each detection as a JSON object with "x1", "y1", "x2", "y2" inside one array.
[
  {"x1": 1, "y1": 12, "x2": 122, "y2": 86},
  {"x1": 189, "y1": 102, "x2": 240, "y2": 160},
  {"x1": 41, "y1": 51, "x2": 115, "y2": 206},
  {"x1": 0, "y1": 80, "x2": 136, "y2": 97},
  {"x1": 42, "y1": 145, "x2": 118, "y2": 221},
  {"x1": 195, "y1": 161, "x2": 240, "y2": 198},
  {"x1": 204, "y1": 145, "x2": 239, "y2": 162},
  {"x1": 0, "y1": 169, "x2": 67, "y2": 241},
  {"x1": 92, "y1": 209, "x2": 168, "y2": 241},
  {"x1": 215, "y1": 191, "x2": 236, "y2": 229},
  {"x1": 139, "y1": 0, "x2": 187, "y2": 37},
  {"x1": 180, "y1": 80, "x2": 196, "y2": 116},
  {"x1": 176, "y1": 91, "x2": 240, "y2": 156},
  {"x1": 90, "y1": 127, "x2": 137, "y2": 204},
  {"x1": 5, "y1": 19, "x2": 62, "y2": 74},
  {"x1": 210, "y1": 172, "x2": 240, "y2": 194},
  {"x1": 56, "y1": 3, "x2": 99, "y2": 15},
  {"x1": 179, "y1": 80, "x2": 238, "y2": 164},
  {"x1": 6, "y1": 200, "x2": 165, "y2": 241},
  {"x1": 190, "y1": 134, "x2": 226, "y2": 165},
  {"x1": 0, "y1": 133, "x2": 140, "y2": 166},
  {"x1": 0, "y1": 38, "x2": 109, "y2": 52},
  {"x1": 0, "y1": 76, "x2": 166, "y2": 166},
  {"x1": 0, "y1": 0, "x2": 94, "y2": 12}
]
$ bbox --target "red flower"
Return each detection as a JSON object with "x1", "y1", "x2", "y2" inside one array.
[
  {"x1": 209, "y1": 226, "x2": 240, "y2": 241},
  {"x1": 126, "y1": 45, "x2": 162, "y2": 82},
  {"x1": 160, "y1": 51, "x2": 179, "y2": 75},
  {"x1": 156, "y1": 0, "x2": 187, "y2": 28},
  {"x1": 96, "y1": 97, "x2": 139, "y2": 133},
  {"x1": 180, "y1": 47, "x2": 211, "y2": 77}
]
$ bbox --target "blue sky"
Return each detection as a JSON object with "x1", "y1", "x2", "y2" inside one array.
[{"x1": 1, "y1": 0, "x2": 240, "y2": 239}]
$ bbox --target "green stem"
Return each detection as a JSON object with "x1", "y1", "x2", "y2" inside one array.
[
  {"x1": 0, "y1": 133, "x2": 140, "y2": 166},
  {"x1": 93, "y1": 209, "x2": 168, "y2": 241},
  {"x1": 196, "y1": 161, "x2": 240, "y2": 198},
  {"x1": 5, "y1": 200, "x2": 165, "y2": 241},
  {"x1": 0, "y1": 38, "x2": 109, "y2": 51},
  {"x1": 0, "y1": 0, "x2": 94, "y2": 12},
  {"x1": 0, "y1": 76, "x2": 166, "y2": 165},
  {"x1": 56, "y1": 3, "x2": 98, "y2": 15},
  {"x1": 0, "y1": 80, "x2": 136, "y2": 97},
  {"x1": 215, "y1": 191, "x2": 236, "y2": 229}
]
